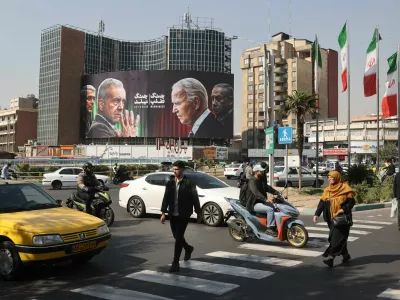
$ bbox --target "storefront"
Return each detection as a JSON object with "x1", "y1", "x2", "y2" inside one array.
[
  {"x1": 323, "y1": 143, "x2": 348, "y2": 162},
  {"x1": 350, "y1": 141, "x2": 377, "y2": 163}
]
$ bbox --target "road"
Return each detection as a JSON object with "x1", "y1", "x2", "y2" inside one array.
[{"x1": 2, "y1": 181, "x2": 399, "y2": 300}]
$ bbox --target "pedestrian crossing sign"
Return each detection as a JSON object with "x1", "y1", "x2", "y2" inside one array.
[{"x1": 278, "y1": 127, "x2": 293, "y2": 144}]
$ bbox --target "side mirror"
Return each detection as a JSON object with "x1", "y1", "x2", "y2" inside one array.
[{"x1": 55, "y1": 199, "x2": 63, "y2": 207}]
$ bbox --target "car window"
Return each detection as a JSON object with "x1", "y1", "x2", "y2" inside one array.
[
  {"x1": 302, "y1": 168, "x2": 311, "y2": 175},
  {"x1": 185, "y1": 173, "x2": 228, "y2": 189},
  {"x1": 73, "y1": 168, "x2": 83, "y2": 175},
  {"x1": 288, "y1": 168, "x2": 297, "y2": 175},
  {"x1": 230, "y1": 164, "x2": 241, "y2": 168},
  {"x1": 145, "y1": 174, "x2": 168, "y2": 186},
  {"x1": 274, "y1": 167, "x2": 285, "y2": 173},
  {"x1": 59, "y1": 168, "x2": 73, "y2": 175}
]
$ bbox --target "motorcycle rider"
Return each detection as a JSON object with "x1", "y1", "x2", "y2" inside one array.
[
  {"x1": 77, "y1": 162, "x2": 101, "y2": 215},
  {"x1": 246, "y1": 164, "x2": 280, "y2": 236}
]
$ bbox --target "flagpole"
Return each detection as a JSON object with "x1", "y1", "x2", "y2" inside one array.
[
  {"x1": 397, "y1": 45, "x2": 400, "y2": 167},
  {"x1": 347, "y1": 20, "x2": 351, "y2": 165},
  {"x1": 376, "y1": 25, "x2": 380, "y2": 174},
  {"x1": 315, "y1": 34, "x2": 320, "y2": 188}
]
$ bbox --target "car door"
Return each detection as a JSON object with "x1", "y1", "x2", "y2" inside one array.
[
  {"x1": 58, "y1": 168, "x2": 76, "y2": 187},
  {"x1": 141, "y1": 173, "x2": 170, "y2": 213},
  {"x1": 301, "y1": 167, "x2": 315, "y2": 186},
  {"x1": 288, "y1": 167, "x2": 299, "y2": 186}
]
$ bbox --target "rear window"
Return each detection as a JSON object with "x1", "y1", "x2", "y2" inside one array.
[
  {"x1": 230, "y1": 164, "x2": 241, "y2": 168},
  {"x1": 186, "y1": 173, "x2": 228, "y2": 189}
]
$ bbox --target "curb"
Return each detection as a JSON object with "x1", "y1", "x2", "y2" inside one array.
[{"x1": 299, "y1": 201, "x2": 392, "y2": 215}]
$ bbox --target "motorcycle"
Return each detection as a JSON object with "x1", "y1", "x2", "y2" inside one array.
[
  {"x1": 225, "y1": 192, "x2": 308, "y2": 248},
  {"x1": 112, "y1": 168, "x2": 132, "y2": 185},
  {"x1": 65, "y1": 184, "x2": 115, "y2": 226}
]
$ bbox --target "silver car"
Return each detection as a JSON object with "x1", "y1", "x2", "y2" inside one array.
[{"x1": 268, "y1": 166, "x2": 324, "y2": 188}]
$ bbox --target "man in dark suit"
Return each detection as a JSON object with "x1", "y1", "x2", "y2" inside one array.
[
  {"x1": 211, "y1": 83, "x2": 234, "y2": 136},
  {"x1": 171, "y1": 78, "x2": 225, "y2": 138},
  {"x1": 160, "y1": 160, "x2": 201, "y2": 272}
]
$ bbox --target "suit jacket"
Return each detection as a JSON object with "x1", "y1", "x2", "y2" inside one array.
[
  {"x1": 87, "y1": 114, "x2": 117, "y2": 139},
  {"x1": 193, "y1": 113, "x2": 226, "y2": 138},
  {"x1": 161, "y1": 175, "x2": 201, "y2": 218},
  {"x1": 218, "y1": 110, "x2": 233, "y2": 136}
]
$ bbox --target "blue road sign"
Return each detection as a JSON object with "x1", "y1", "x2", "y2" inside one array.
[{"x1": 278, "y1": 127, "x2": 293, "y2": 144}]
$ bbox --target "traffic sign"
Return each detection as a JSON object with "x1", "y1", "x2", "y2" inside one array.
[
  {"x1": 278, "y1": 127, "x2": 293, "y2": 144},
  {"x1": 265, "y1": 127, "x2": 274, "y2": 155}
]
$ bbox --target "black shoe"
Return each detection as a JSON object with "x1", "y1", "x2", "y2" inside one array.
[
  {"x1": 323, "y1": 258, "x2": 334, "y2": 268},
  {"x1": 342, "y1": 253, "x2": 351, "y2": 262},
  {"x1": 169, "y1": 261, "x2": 180, "y2": 272},
  {"x1": 265, "y1": 228, "x2": 278, "y2": 237},
  {"x1": 184, "y1": 246, "x2": 194, "y2": 261}
]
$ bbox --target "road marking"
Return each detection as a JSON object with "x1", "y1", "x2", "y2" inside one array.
[
  {"x1": 238, "y1": 244, "x2": 323, "y2": 257},
  {"x1": 306, "y1": 226, "x2": 371, "y2": 235},
  {"x1": 126, "y1": 270, "x2": 239, "y2": 295},
  {"x1": 177, "y1": 260, "x2": 274, "y2": 279},
  {"x1": 351, "y1": 219, "x2": 392, "y2": 225},
  {"x1": 308, "y1": 232, "x2": 359, "y2": 242},
  {"x1": 71, "y1": 284, "x2": 174, "y2": 300},
  {"x1": 316, "y1": 223, "x2": 383, "y2": 229},
  {"x1": 378, "y1": 288, "x2": 400, "y2": 299},
  {"x1": 206, "y1": 251, "x2": 302, "y2": 267}
]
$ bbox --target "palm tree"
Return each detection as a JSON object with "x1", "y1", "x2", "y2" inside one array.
[{"x1": 279, "y1": 90, "x2": 317, "y2": 190}]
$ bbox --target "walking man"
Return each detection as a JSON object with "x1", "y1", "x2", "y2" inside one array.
[{"x1": 160, "y1": 160, "x2": 201, "y2": 272}]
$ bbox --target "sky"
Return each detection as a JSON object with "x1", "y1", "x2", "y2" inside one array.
[{"x1": 1, "y1": 0, "x2": 400, "y2": 135}]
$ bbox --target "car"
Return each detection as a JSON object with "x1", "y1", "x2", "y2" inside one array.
[
  {"x1": 42, "y1": 167, "x2": 110, "y2": 190},
  {"x1": 0, "y1": 181, "x2": 111, "y2": 280},
  {"x1": 268, "y1": 166, "x2": 323, "y2": 188},
  {"x1": 119, "y1": 171, "x2": 239, "y2": 227},
  {"x1": 223, "y1": 163, "x2": 244, "y2": 179}
]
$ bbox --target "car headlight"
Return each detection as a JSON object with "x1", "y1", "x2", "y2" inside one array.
[
  {"x1": 97, "y1": 224, "x2": 110, "y2": 235},
  {"x1": 32, "y1": 234, "x2": 63, "y2": 245},
  {"x1": 224, "y1": 197, "x2": 238, "y2": 203}
]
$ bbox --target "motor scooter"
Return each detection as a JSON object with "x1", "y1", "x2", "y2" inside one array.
[{"x1": 225, "y1": 192, "x2": 308, "y2": 248}]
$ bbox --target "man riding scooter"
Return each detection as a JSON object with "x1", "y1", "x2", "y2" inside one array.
[
  {"x1": 245, "y1": 164, "x2": 280, "y2": 236},
  {"x1": 77, "y1": 162, "x2": 102, "y2": 215}
]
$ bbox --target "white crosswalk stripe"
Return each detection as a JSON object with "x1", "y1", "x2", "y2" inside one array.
[
  {"x1": 238, "y1": 243, "x2": 323, "y2": 257},
  {"x1": 126, "y1": 270, "x2": 239, "y2": 295},
  {"x1": 71, "y1": 284, "x2": 174, "y2": 300},
  {"x1": 351, "y1": 219, "x2": 393, "y2": 225},
  {"x1": 308, "y1": 232, "x2": 359, "y2": 242},
  {"x1": 306, "y1": 226, "x2": 371, "y2": 235},
  {"x1": 177, "y1": 260, "x2": 274, "y2": 279},
  {"x1": 316, "y1": 222, "x2": 383, "y2": 229},
  {"x1": 205, "y1": 251, "x2": 303, "y2": 267},
  {"x1": 378, "y1": 288, "x2": 400, "y2": 299}
]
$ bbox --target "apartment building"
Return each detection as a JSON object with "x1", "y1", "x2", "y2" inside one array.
[
  {"x1": 241, "y1": 32, "x2": 338, "y2": 151},
  {"x1": 0, "y1": 96, "x2": 38, "y2": 152}
]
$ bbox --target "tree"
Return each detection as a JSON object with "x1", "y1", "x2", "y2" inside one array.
[
  {"x1": 372, "y1": 142, "x2": 398, "y2": 162},
  {"x1": 280, "y1": 90, "x2": 317, "y2": 190}
]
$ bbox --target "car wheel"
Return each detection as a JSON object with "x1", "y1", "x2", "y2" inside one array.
[
  {"x1": 202, "y1": 202, "x2": 223, "y2": 227},
  {"x1": 128, "y1": 196, "x2": 146, "y2": 218},
  {"x1": 286, "y1": 181, "x2": 293, "y2": 188},
  {"x1": 0, "y1": 241, "x2": 22, "y2": 281},
  {"x1": 51, "y1": 180, "x2": 62, "y2": 190}
]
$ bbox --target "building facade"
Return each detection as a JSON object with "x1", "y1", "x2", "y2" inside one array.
[
  {"x1": 0, "y1": 96, "x2": 38, "y2": 152},
  {"x1": 240, "y1": 32, "x2": 338, "y2": 151},
  {"x1": 37, "y1": 15, "x2": 232, "y2": 146}
]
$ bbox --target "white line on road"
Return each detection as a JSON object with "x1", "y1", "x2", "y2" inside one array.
[
  {"x1": 378, "y1": 288, "x2": 400, "y2": 299},
  {"x1": 306, "y1": 226, "x2": 371, "y2": 235},
  {"x1": 308, "y1": 232, "x2": 359, "y2": 242},
  {"x1": 205, "y1": 251, "x2": 303, "y2": 267},
  {"x1": 238, "y1": 244, "x2": 323, "y2": 257},
  {"x1": 71, "y1": 284, "x2": 174, "y2": 300},
  {"x1": 351, "y1": 219, "x2": 392, "y2": 225},
  {"x1": 177, "y1": 260, "x2": 274, "y2": 279},
  {"x1": 126, "y1": 270, "x2": 239, "y2": 296},
  {"x1": 316, "y1": 223, "x2": 383, "y2": 229}
]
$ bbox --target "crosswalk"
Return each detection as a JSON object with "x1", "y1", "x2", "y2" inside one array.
[{"x1": 68, "y1": 218, "x2": 393, "y2": 299}]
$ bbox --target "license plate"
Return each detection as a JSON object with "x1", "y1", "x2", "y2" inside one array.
[{"x1": 71, "y1": 241, "x2": 97, "y2": 253}]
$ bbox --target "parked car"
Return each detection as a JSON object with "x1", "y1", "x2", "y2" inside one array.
[
  {"x1": 119, "y1": 171, "x2": 239, "y2": 227},
  {"x1": 0, "y1": 181, "x2": 111, "y2": 280},
  {"x1": 223, "y1": 163, "x2": 244, "y2": 179},
  {"x1": 42, "y1": 167, "x2": 110, "y2": 190},
  {"x1": 268, "y1": 166, "x2": 324, "y2": 188}
]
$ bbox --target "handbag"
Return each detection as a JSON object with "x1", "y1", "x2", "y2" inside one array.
[{"x1": 333, "y1": 213, "x2": 352, "y2": 227}]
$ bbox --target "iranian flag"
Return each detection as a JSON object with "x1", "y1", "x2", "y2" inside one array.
[
  {"x1": 312, "y1": 36, "x2": 322, "y2": 95},
  {"x1": 382, "y1": 52, "x2": 398, "y2": 118},
  {"x1": 364, "y1": 29, "x2": 379, "y2": 97},
  {"x1": 338, "y1": 22, "x2": 348, "y2": 92}
]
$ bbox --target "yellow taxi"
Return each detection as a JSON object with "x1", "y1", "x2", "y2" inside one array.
[{"x1": 0, "y1": 181, "x2": 111, "y2": 280}]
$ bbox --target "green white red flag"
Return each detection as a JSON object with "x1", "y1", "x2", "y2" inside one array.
[
  {"x1": 364, "y1": 29, "x2": 380, "y2": 97},
  {"x1": 312, "y1": 36, "x2": 322, "y2": 95},
  {"x1": 382, "y1": 52, "x2": 398, "y2": 118},
  {"x1": 338, "y1": 23, "x2": 348, "y2": 92}
]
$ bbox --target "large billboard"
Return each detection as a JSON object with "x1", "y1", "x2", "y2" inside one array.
[{"x1": 80, "y1": 70, "x2": 234, "y2": 139}]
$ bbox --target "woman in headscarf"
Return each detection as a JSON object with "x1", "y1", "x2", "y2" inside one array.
[{"x1": 314, "y1": 171, "x2": 355, "y2": 268}]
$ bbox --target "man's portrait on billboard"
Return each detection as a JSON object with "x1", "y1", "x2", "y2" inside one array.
[
  {"x1": 81, "y1": 85, "x2": 96, "y2": 136},
  {"x1": 211, "y1": 83, "x2": 233, "y2": 134}
]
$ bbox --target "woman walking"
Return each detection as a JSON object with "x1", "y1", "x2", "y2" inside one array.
[{"x1": 318, "y1": 171, "x2": 355, "y2": 268}]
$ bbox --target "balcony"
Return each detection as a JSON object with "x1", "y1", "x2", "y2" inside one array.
[
  {"x1": 274, "y1": 86, "x2": 287, "y2": 92},
  {"x1": 275, "y1": 57, "x2": 286, "y2": 64},
  {"x1": 275, "y1": 75, "x2": 286, "y2": 83},
  {"x1": 274, "y1": 67, "x2": 286, "y2": 74},
  {"x1": 275, "y1": 95, "x2": 287, "y2": 101}
]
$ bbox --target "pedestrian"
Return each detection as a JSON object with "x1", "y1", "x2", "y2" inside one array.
[
  {"x1": 319, "y1": 171, "x2": 355, "y2": 268},
  {"x1": 160, "y1": 160, "x2": 201, "y2": 272},
  {"x1": 1, "y1": 163, "x2": 11, "y2": 180},
  {"x1": 392, "y1": 171, "x2": 400, "y2": 224}
]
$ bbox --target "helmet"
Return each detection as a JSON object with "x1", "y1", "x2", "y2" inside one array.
[{"x1": 83, "y1": 162, "x2": 93, "y2": 174}]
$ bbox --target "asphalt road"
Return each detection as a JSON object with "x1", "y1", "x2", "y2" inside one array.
[{"x1": 2, "y1": 182, "x2": 399, "y2": 300}]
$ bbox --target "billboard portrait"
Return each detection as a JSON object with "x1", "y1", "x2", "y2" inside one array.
[{"x1": 80, "y1": 70, "x2": 234, "y2": 139}]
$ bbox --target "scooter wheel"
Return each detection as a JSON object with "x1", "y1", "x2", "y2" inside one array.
[
  {"x1": 228, "y1": 219, "x2": 248, "y2": 242},
  {"x1": 286, "y1": 224, "x2": 308, "y2": 248}
]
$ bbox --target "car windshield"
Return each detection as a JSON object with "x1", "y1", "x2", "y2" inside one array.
[
  {"x1": 274, "y1": 166, "x2": 285, "y2": 173},
  {"x1": 230, "y1": 164, "x2": 241, "y2": 168},
  {"x1": 0, "y1": 184, "x2": 59, "y2": 213},
  {"x1": 185, "y1": 172, "x2": 229, "y2": 189}
]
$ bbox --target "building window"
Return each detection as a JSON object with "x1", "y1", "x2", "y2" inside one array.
[
  {"x1": 247, "y1": 103, "x2": 253, "y2": 109},
  {"x1": 258, "y1": 84, "x2": 264, "y2": 90},
  {"x1": 258, "y1": 66, "x2": 264, "y2": 72},
  {"x1": 244, "y1": 58, "x2": 250, "y2": 64},
  {"x1": 248, "y1": 94, "x2": 253, "y2": 100},
  {"x1": 292, "y1": 61, "x2": 297, "y2": 68},
  {"x1": 292, "y1": 71, "x2": 296, "y2": 78},
  {"x1": 258, "y1": 103, "x2": 263, "y2": 109},
  {"x1": 248, "y1": 122, "x2": 253, "y2": 128},
  {"x1": 248, "y1": 76, "x2": 254, "y2": 82},
  {"x1": 258, "y1": 74, "x2": 264, "y2": 81},
  {"x1": 258, "y1": 56, "x2": 263, "y2": 63},
  {"x1": 292, "y1": 119, "x2": 296, "y2": 125},
  {"x1": 248, "y1": 112, "x2": 254, "y2": 118},
  {"x1": 248, "y1": 85, "x2": 253, "y2": 91},
  {"x1": 258, "y1": 121, "x2": 264, "y2": 127}
]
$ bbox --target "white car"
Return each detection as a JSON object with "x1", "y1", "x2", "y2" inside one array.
[
  {"x1": 224, "y1": 163, "x2": 244, "y2": 179},
  {"x1": 119, "y1": 171, "x2": 239, "y2": 226},
  {"x1": 42, "y1": 167, "x2": 110, "y2": 190}
]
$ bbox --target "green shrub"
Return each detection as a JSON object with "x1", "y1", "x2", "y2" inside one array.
[
  {"x1": 29, "y1": 167, "x2": 45, "y2": 177},
  {"x1": 344, "y1": 164, "x2": 371, "y2": 185},
  {"x1": 353, "y1": 181, "x2": 369, "y2": 204},
  {"x1": 47, "y1": 166, "x2": 59, "y2": 172}
]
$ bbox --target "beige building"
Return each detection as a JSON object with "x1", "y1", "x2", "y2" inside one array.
[{"x1": 240, "y1": 32, "x2": 338, "y2": 151}]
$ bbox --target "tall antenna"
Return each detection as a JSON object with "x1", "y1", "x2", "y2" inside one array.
[
  {"x1": 184, "y1": 7, "x2": 191, "y2": 29},
  {"x1": 98, "y1": 20, "x2": 105, "y2": 73},
  {"x1": 289, "y1": 0, "x2": 292, "y2": 36}
]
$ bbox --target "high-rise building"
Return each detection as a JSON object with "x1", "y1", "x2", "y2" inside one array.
[
  {"x1": 37, "y1": 14, "x2": 232, "y2": 146},
  {"x1": 240, "y1": 32, "x2": 338, "y2": 150}
]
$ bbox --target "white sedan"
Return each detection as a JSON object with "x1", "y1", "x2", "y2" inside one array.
[
  {"x1": 119, "y1": 171, "x2": 239, "y2": 226},
  {"x1": 224, "y1": 163, "x2": 244, "y2": 179},
  {"x1": 42, "y1": 167, "x2": 110, "y2": 190}
]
